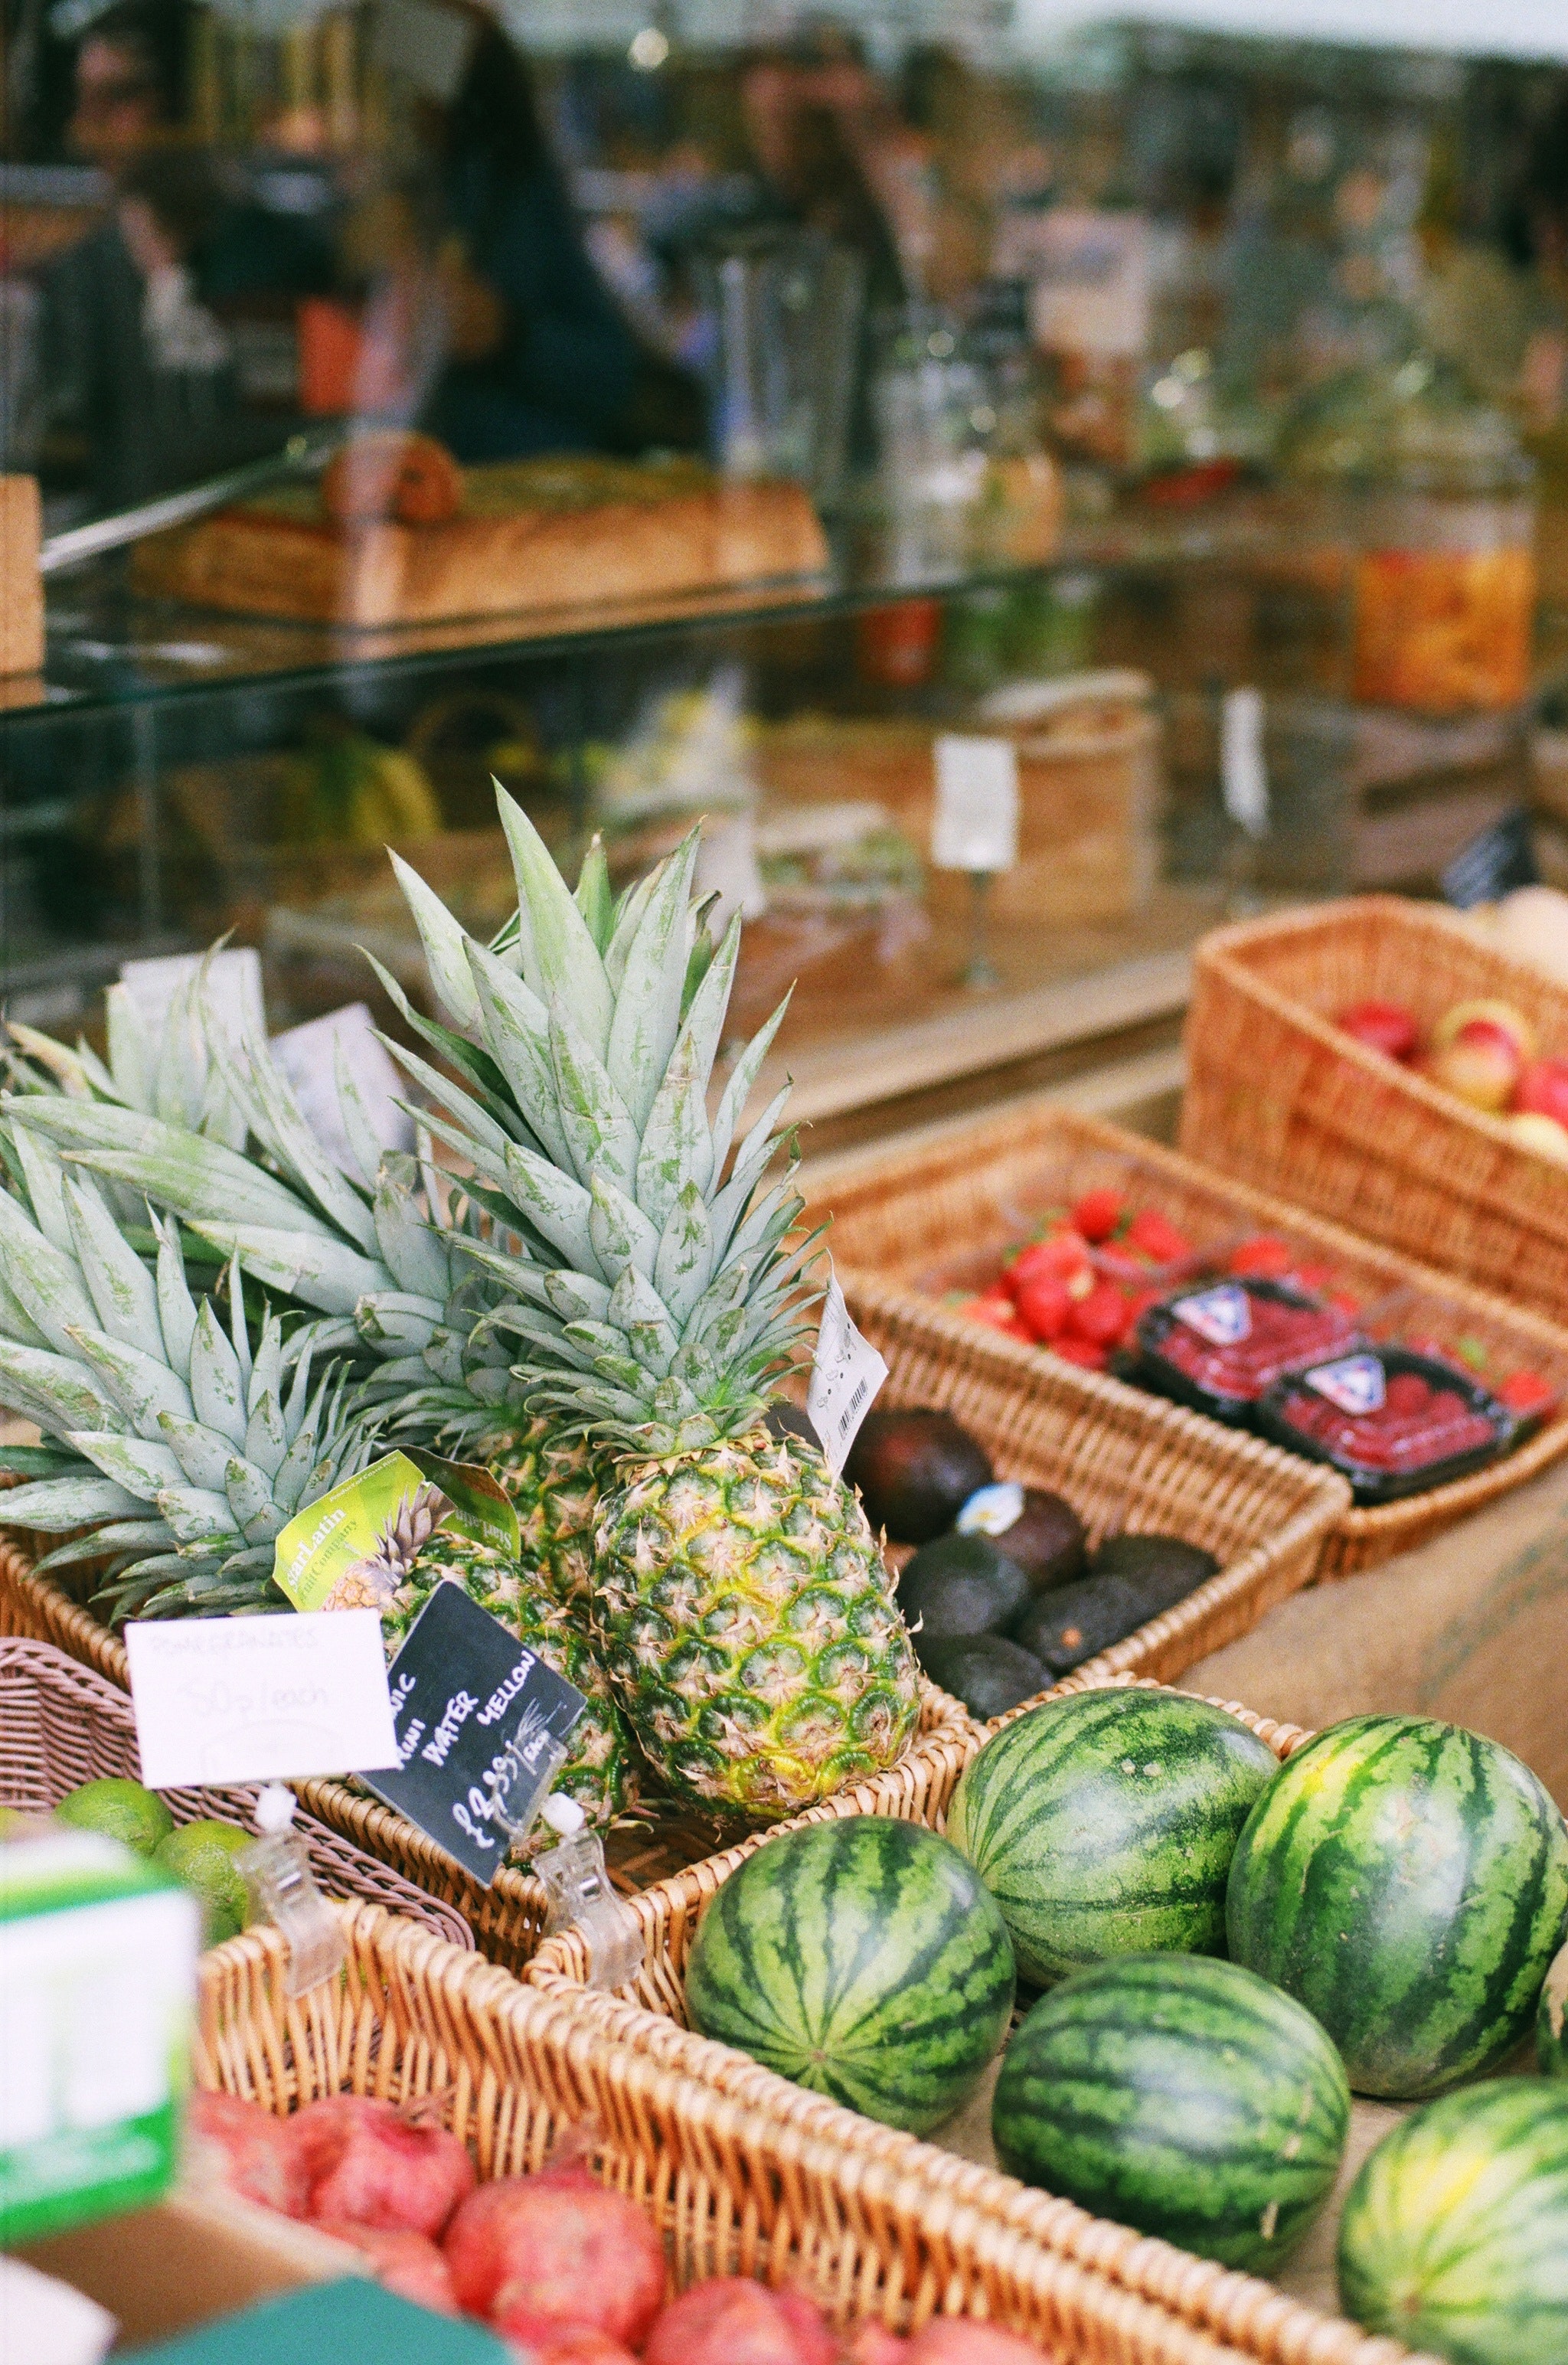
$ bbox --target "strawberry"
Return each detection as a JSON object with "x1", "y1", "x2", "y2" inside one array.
[
  {"x1": 1292, "y1": 1261, "x2": 1339, "y2": 1295},
  {"x1": 1070, "y1": 1187, "x2": 1125, "y2": 1243},
  {"x1": 1051, "y1": 1337, "x2": 1108, "y2": 1371},
  {"x1": 1014, "y1": 1275, "x2": 1073, "y2": 1341},
  {"x1": 1229, "y1": 1236, "x2": 1292, "y2": 1279},
  {"x1": 1069, "y1": 1280, "x2": 1132, "y2": 1347},
  {"x1": 1499, "y1": 1369, "x2": 1557, "y2": 1416},
  {"x1": 1126, "y1": 1208, "x2": 1194, "y2": 1264},
  {"x1": 1011, "y1": 1233, "x2": 1092, "y2": 1289}
]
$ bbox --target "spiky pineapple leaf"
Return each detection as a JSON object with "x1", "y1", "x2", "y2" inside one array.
[
  {"x1": 495, "y1": 789, "x2": 614, "y2": 1056},
  {"x1": 603, "y1": 828, "x2": 699, "y2": 1132}
]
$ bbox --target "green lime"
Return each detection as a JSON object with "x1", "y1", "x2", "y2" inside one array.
[
  {"x1": 154, "y1": 1819, "x2": 253, "y2": 1943},
  {"x1": 56, "y1": 1777, "x2": 175, "y2": 1857}
]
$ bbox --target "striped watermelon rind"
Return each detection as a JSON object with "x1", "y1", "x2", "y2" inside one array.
[
  {"x1": 684, "y1": 1815, "x2": 1016, "y2": 2135},
  {"x1": 992, "y1": 1952, "x2": 1350, "y2": 2273},
  {"x1": 945, "y1": 1687, "x2": 1280, "y2": 1987},
  {"x1": 1539, "y1": 1941, "x2": 1568, "y2": 2078},
  {"x1": 1227, "y1": 1713, "x2": 1568, "y2": 2099},
  {"x1": 1338, "y1": 2078, "x2": 1568, "y2": 2365}
]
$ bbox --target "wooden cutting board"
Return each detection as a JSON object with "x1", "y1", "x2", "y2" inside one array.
[{"x1": 131, "y1": 456, "x2": 829, "y2": 628}]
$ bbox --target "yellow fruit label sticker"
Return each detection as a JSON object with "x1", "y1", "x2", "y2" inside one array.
[{"x1": 273, "y1": 1450, "x2": 518, "y2": 1614}]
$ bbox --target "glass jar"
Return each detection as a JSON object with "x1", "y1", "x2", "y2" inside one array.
[{"x1": 1351, "y1": 400, "x2": 1536, "y2": 715}]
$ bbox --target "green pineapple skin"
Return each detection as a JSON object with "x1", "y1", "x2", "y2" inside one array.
[
  {"x1": 378, "y1": 1530, "x2": 638, "y2": 1841},
  {"x1": 593, "y1": 1428, "x2": 921, "y2": 1819},
  {"x1": 475, "y1": 1416, "x2": 603, "y2": 1617}
]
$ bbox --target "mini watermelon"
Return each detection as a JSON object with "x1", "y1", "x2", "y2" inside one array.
[
  {"x1": 945, "y1": 1687, "x2": 1279, "y2": 1986},
  {"x1": 1540, "y1": 1940, "x2": 1568, "y2": 2077},
  {"x1": 684, "y1": 1817, "x2": 1015, "y2": 2135},
  {"x1": 1338, "y1": 2079, "x2": 1568, "y2": 2364},
  {"x1": 993, "y1": 1953, "x2": 1349, "y2": 2272},
  {"x1": 1227, "y1": 1714, "x2": 1568, "y2": 2098}
]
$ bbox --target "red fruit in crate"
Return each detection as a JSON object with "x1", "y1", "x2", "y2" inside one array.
[
  {"x1": 1051, "y1": 1337, "x2": 1108, "y2": 1370},
  {"x1": 1425, "y1": 1024, "x2": 1525, "y2": 1115},
  {"x1": 905, "y1": 2324, "x2": 1047, "y2": 2363},
  {"x1": 292, "y1": 2095, "x2": 474, "y2": 2239},
  {"x1": 1432, "y1": 999, "x2": 1536, "y2": 1067},
  {"x1": 1292, "y1": 1262, "x2": 1339, "y2": 1295},
  {"x1": 1383, "y1": 1371, "x2": 1432, "y2": 1418},
  {"x1": 1500, "y1": 1369, "x2": 1557, "y2": 1416},
  {"x1": 1070, "y1": 1187, "x2": 1125, "y2": 1243},
  {"x1": 187, "y1": 2090, "x2": 309, "y2": 2219},
  {"x1": 842, "y1": 2330, "x2": 912, "y2": 2364},
  {"x1": 959, "y1": 1293, "x2": 1021, "y2": 1334},
  {"x1": 1011, "y1": 1233, "x2": 1093, "y2": 1290},
  {"x1": 1516, "y1": 1058, "x2": 1568, "y2": 1129},
  {"x1": 445, "y1": 2164, "x2": 665, "y2": 2344},
  {"x1": 1014, "y1": 1273, "x2": 1073, "y2": 1341},
  {"x1": 1126, "y1": 1208, "x2": 1194, "y2": 1264},
  {"x1": 1335, "y1": 999, "x2": 1419, "y2": 1061},
  {"x1": 498, "y1": 2319, "x2": 641, "y2": 2365},
  {"x1": 315, "y1": 2221, "x2": 458, "y2": 2314},
  {"x1": 642, "y1": 2278, "x2": 836, "y2": 2365},
  {"x1": 1069, "y1": 1280, "x2": 1132, "y2": 1347},
  {"x1": 1230, "y1": 1236, "x2": 1292, "y2": 1279}
]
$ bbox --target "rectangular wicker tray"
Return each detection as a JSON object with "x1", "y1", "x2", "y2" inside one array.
[
  {"x1": 0, "y1": 1538, "x2": 972, "y2": 1978},
  {"x1": 1181, "y1": 894, "x2": 1568, "y2": 1324},
  {"x1": 524, "y1": 1674, "x2": 1435, "y2": 2365},
  {"x1": 201, "y1": 1894, "x2": 1396, "y2": 2363},
  {"x1": 808, "y1": 1098, "x2": 1568, "y2": 1577}
]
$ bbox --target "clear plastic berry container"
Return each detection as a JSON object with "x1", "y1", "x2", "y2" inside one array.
[
  {"x1": 1132, "y1": 1277, "x2": 1363, "y2": 1426},
  {"x1": 1256, "y1": 1347, "x2": 1517, "y2": 1504}
]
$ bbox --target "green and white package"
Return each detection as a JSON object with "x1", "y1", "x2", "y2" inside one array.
[{"x1": 271, "y1": 1450, "x2": 518, "y2": 1615}]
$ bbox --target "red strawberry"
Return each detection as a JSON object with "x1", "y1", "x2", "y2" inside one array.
[
  {"x1": 1070, "y1": 1187, "x2": 1125, "y2": 1243},
  {"x1": 960, "y1": 1293, "x2": 1016, "y2": 1330},
  {"x1": 1069, "y1": 1280, "x2": 1131, "y2": 1347},
  {"x1": 1014, "y1": 1274, "x2": 1072, "y2": 1341},
  {"x1": 1051, "y1": 1337, "x2": 1108, "y2": 1370},
  {"x1": 1126, "y1": 1209, "x2": 1194, "y2": 1264},
  {"x1": 1229, "y1": 1236, "x2": 1292, "y2": 1279},
  {"x1": 1499, "y1": 1369, "x2": 1557, "y2": 1416},
  {"x1": 1011, "y1": 1233, "x2": 1092, "y2": 1289}
]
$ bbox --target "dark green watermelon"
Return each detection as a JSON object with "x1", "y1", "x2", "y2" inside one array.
[
  {"x1": 1227, "y1": 1714, "x2": 1568, "y2": 2099},
  {"x1": 684, "y1": 1816, "x2": 1015, "y2": 2135},
  {"x1": 945, "y1": 1687, "x2": 1279, "y2": 1985},
  {"x1": 993, "y1": 1952, "x2": 1349, "y2": 2272},
  {"x1": 1338, "y1": 2078, "x2": 1568, "y2": 2364},
  {"x1": 1539, "y1": 1940, "x2": 1568, "y2": 2078}
]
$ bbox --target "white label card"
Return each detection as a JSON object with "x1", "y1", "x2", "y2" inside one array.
[
  {"x1": 932, "y1": 737, "x2": 1020, "y2": 874},
  {"x1": 1221, "y1": 688, "x2": 1269, "y2": 838},
  {"x1": 1305, "y1": 1354, "x2": 1387, "y2": 1416},
  {"x1": 125, "y1": 1610, "x2": 399, "y2": 1792},
  {"x1": 807, "y1": 1271, "x2": 888, "y2": 1477},
  {"x1": 271, "y1": 1001, "x2": 414, "y2": 1187},
  {"x1": 120, "y1": 946, "x2": 263, "y2": 1052},
  {"x1": 1173, "y1": 1284, "x2": 1253, "y2": 1347}
]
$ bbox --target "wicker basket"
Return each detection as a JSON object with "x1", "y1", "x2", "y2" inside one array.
[
  {"x1": 808, "y1": 1099, "x2": 1568, "y2": 1578},
  {"x1": 1181, "y1": 895, "x2": 1568, "y2": 1323},
  {"x1": 525, "y1": 1677, "x2": 1426, "y2": 2365},
  {"x1": 200, "y1": 1897, "x2": 1419, "y2": 2364},
  {"x1": 0, "y1": 1633, "x2": 472, "y2": 1951},
  {"x1": 0, "y1": 1539, "x2": 970, "y2": 1977}
]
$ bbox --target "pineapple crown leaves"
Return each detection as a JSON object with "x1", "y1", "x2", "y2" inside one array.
[
  {"x1": 5, "y1": 965, "x2": 248, "y2": 1152},
  {"x1": 389, "y1": 789, "x2": 822, "y2": 1455}
]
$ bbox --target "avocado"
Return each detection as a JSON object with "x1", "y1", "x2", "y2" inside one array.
[
  {"x1": 1088, "y1": 1533, "x2": 1219, "y2": 1594},
  {"x1": 982, "y1": 1488, "x2": 1087, "y2": 1591},
  {"x1": 1010, "y1": 1568, "x2": 1197, "y2": 1677},
  {"x1": 920, "y1": 1633, "x2": 1047, "y2": 1721},
  {"x1": 898, "y1": 1532, "x2": 1033, "y2": 1643},
  {"x1": 844, "y1": 1408, "x2": 994, "y2": 1543}
]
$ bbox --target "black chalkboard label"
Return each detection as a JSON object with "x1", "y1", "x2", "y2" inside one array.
[
  {"x1": 1442, "y1": 808, "x2": 1538, "y2": 910},
  {"x1": 361, "y1": 1581, "x2": 586, "y2": 1886}
]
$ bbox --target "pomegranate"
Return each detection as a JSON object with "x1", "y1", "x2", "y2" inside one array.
[
  {"x1": 841, "y1": 2327, "x2": 912, "y2": 2363},
  {"x1": 906, "y1": 2322, "x2": 1046, "y2": 2363},
  {"x1": 315, "y1": 2221, "x2": 458, "y2": 2314},
  {"x1": 499, "y1": 2324, "x2": 640, "y2": 2365},
  {"x1": 444, "y1": 2164, "x2": 665, "y2": 2345},
  {"x1": 187, "y1": 2089, "x2": 308, "y2": 2218},
  {"x1": 642, "y1": 2277, "x2": 837, "y2": 2365},
  {"x1": 291, "y1": 2094, "x2": 475, "y2": 2238}
]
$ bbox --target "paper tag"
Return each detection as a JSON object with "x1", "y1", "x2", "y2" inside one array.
[
  {"x1": 1305, "y1": 1353, "x2": 1387, "y2": 1416},
  {"x1": 807, "y1": 1271, "x2": 888, "y2": 1477},
  {"x1": 694, "y1": 808, "x2": 767, "y2": 924},
  {"x1": 932, "y1": 737, "x2": 1020, "y2": 874},
  {"x1": 272, "y1": 1451, "x2": 518, "y2": 1614},
  {"x1": 119, "y1": 947, "x2": 263, "y2": 1054},
  {"x1": 125, "y1": 1612, "x2": 398, "y2": 1791},
  {"x1": 1172, "y1": 1283, "x2": 1253, "y2": 1347},
  {"x1": 957, "y1": 1480, "x2": 1025, "y2": 1537},
  {"x1": 271, "y1": 1002, "x2": 414, "y2": 1187},
  {"x1": 363, "y1": 1583, "x2": 586, "y2": 1885},
  {"x1": 1221, "y1": 688, "x2": 1269, "y2": 838}
]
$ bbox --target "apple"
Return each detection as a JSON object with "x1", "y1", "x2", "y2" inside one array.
[
  {"x1": 1424, "y1": 1021, "x2": 1525, "y2": 1113},
  {"x1": 1509, "y1": 1111, "x2": 1568, "y2": 1164},
  {"x1": 1431, "y1": 998, "x2": 1537, "y2": 1066},
  {"x1": 1516, "y1": 1057, "x2": 1568, "y2": 1129},
  {"x1": 1335, "y1": 999, "x2": 1419, "y2": 1061}
]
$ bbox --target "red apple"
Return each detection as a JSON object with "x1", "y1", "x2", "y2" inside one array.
[
  {"x1": 1510, "y1": 1111, "x2": 1568, "y2": 1163},
  {"x1": 1432, "y1": 998, "x2": 1536, "y2": 1066},
  {"x1": 1516, "y1": 1057, "x2": 1568, "y2": 1129},
  {"x1": 1336, "y1": 999, "x2": 1419, "y2": 1061},
  {"x1": 1424, "y1": 1023, "x2": 1524, "y2": 1114}
]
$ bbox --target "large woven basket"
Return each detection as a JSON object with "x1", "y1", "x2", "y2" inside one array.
[
  {"x1": 808, "y1": 1099, "x2": 1568, "y2": 1578},
  {"x1": 0, "y1": 1539, "x2": 971, "y2": 1977},
  {"x1": 1181, "y1": 895, "x2": 1568, "y2": 1322},
  {"x1": 200, "y1": 1898, "x2": 1419, "y2": 2365},
  {"x1": 0, "y1": 1632, "x2": 472, "y2": 1951},
  {"x1": 525, "y1": 1676, "x2": 1427, "y2": 2365}
]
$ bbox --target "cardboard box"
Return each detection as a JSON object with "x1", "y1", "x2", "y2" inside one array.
[{"x1": 0, "y1": 475, "x2": 43, "y2": 677}]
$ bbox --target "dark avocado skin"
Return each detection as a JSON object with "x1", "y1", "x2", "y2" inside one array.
[
  {"x1": 898, "y1": 1532, "x2": 1034, "y2": 1642},
  {"x1": 1008, "y1": 1534, "x2": 1219, "y2": 1675},
  {"x1": 920, "y1": 1633, "x2": 1047, "y2": 1720},
  {"x1": 1089, "y1": 1534, "x2": 1219, "y2": 1592},
  {"x1": 844, "y1": 1409, "x2": 994, "y2": 1543},
  {"x1": 995, "y1": 1490, "x2": 1088, "y2": 1590}
]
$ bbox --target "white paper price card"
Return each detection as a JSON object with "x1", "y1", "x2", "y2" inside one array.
[
  {"x1": 932, "y1": 737, "x2": 1020, "y2": 874},
  {"x1": 119, "y1": 946, "x2": 264, "y2": 1053},
  {"x1": 272, "y1": 1001, "x2": 414, "y2": 1187},
  {"x1": 807, "y1": 1270, "x2": 888, "y2": 1476},
  {"x1": 125, "y1": 1611, "x2": 399, "y2": 1792}
]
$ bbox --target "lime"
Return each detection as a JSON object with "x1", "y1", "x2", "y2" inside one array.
[
  {"x1": 56, "y1": 1777, "x2": 175, "y2": 1857},
  {"x1": 154, "y1": 1819, "x2": 253, "y2": 1942}
]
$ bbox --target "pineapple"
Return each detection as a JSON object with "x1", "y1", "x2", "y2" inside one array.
[{"x1": 384, "y1": 793, "x2": 921, "y2": 1818}]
